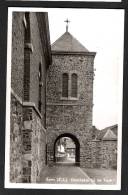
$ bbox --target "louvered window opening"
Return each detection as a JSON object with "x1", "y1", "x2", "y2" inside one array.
[
  {"x1": 62, "y1": 73, "x2": 68, "y2": 97},
  {"x1": 71, "y1": 73, "x2": 77, "y2": 97}
]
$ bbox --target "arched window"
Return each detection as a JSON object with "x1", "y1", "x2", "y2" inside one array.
[
  {"x1": 62, "y1": 73, "x2": 68, "y2": 97},
  {"x1": 71, "y1": 73, "x2": 78, "y2": 97}
]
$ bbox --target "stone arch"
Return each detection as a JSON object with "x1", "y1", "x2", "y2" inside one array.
[{"x1": 53, "y1": 133, "x2": 80, "y2": 166}]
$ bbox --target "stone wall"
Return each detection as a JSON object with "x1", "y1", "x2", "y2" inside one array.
[
  {"x1": 89, "y1": 140, "x2": 117, "y2": 169},
  {"x1": 10, "y1": 12, "x2": 51, "y2": 183},
  {"x1": 47, "y1": 55, "x2": 94, "y2": 105},
  {"x1": 10, "y1": 94, "x2": 23, "y2": 182},
  {"x1": 31, "y1": 108, "x2": 46, "y2": 183},
  {"x1": 10, "y1": 94, "x2": 47, "y2": 183},
  {"x1": 46, "y1": 54, "x2": 95, "y2": 167}
]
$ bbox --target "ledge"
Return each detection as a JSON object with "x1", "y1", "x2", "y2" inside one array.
[
  {"x1": 23, "y1": 102, "x2": 42, "y2": 119},
  {"x1": 46, "y1": 103, "x2": 86, "y2": 106},
  {"x1": 11, "y1": 89, "x2": 23, "y2": 105},
  {"x1": 60, "y1": 97, "x2": 79, "y2": 101},
  {"x1": 24, "y1": 43, "x2": 33, "y2": 53},
  {"x1": 52, "y1": 51, "x2": 96, "y2": 56},
  {"x1": 11, "y1": 89, "x2": 42, "y2": 119}
]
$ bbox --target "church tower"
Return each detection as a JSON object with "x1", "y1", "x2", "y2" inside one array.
[{"x1": 46, "y1": 25, "x2": 96, "y2": 167}]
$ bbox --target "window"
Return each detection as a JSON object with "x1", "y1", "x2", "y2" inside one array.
[
  {"x1": 23, "y1": 12, "x2": 31, "y2": 101},
  {"x1": 22, "y1": 130, "x2": 32, "y2": 152},
  {"x1": 38, "y1": 63, "x2": 42, "y2": 112},
  {"x1": 71, "y1": 73, "x2": 78, "y2": 97},
  {"x1": 62, "y1": 73, "x2": 78, "y2": 98},
  {"x1": 62, "y1": 73, "x2": 68, "y2": 97}
]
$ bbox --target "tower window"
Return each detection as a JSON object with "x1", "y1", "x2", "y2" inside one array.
[
  {"x1": 38, "y1": 63, "x2": 42, "y2": 112},
  {"x1": 71, "y1": 73, "x2": 77, "y2": 97},
  {"x1": 62, "y1": 73, "x2": 68, "y2": 97}
]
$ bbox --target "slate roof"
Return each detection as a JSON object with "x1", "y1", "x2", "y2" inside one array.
[
  {"x1": 95, "y1": 124, "x2": 118, "y2": 141},
  {"x1": 51, "y1": 31, "x2": 89, "y2": 52}
]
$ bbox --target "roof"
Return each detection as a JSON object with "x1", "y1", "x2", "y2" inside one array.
[
  {"x1": 51, "y1": 31, "x2": 89, "y2": 52},
  {"x1": 101, "y1": 124, "x2": 118, "y2": 136},
  {"x1": 94, "y1": 124, "x2": 118, "y2": 141}
]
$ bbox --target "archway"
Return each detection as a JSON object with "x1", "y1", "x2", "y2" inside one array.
[{"x1": 54, "y1": 133, "x2": 80, "y2": 166}]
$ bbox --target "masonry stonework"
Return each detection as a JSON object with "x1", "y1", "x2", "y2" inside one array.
[
  {"x1": 46, "y1": 34, "x2": 96, "y2": 167},
  {"x1": 88, "y1": 140, "x2": 117, "y2": 169},
  {"x1": 10, "y1": 13, "x2": 118, "y2": 183},
  {"x1": 10, "y1": 12, "x2": 51, "y2": 183},
  {"x1": 10, "y1": 94, "x2": 23, "y2": 182}
]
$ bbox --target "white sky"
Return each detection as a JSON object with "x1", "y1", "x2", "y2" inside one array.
[{"x1": 47, "y1": 8, "x2": 124, "y2": 129}]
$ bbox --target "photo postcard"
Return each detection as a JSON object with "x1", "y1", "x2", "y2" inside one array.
[{"x1": 5, "y1": 7, "x2": 124, "y2": 190}]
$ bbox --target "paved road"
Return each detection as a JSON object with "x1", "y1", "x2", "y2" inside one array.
[{"x1": 38, "y1": 164, "x2": 94, "y2": 184}]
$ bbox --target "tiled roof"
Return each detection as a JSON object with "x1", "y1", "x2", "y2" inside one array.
[
  {"x1": 95, "y1": 125, "x2": 118, "y2": 141},
  {"x1": 51, "y1": 31, "x2": 89, "y2": 52}
]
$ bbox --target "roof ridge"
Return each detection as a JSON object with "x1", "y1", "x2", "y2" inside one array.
[{"x1": 95, "y1": 125, "x2": 117, "y2": 140}]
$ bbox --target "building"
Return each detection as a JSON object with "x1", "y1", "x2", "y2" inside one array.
[
  {"x1": 10, "y1": 12, "x2": 51, "y2": 183},
  {"x1": 10, "y1": 13, "x2": 117, "y2": 184},
  {"x1": 46, "y1": 28, "x2": 96, "y2": 167},
  {"x1": 89, "y1": 125, "x2": 117, "y2": 169}
]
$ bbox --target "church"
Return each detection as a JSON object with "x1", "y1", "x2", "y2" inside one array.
[{"x1": 9, "y1": 12, "x2": 117, "y2": 183}]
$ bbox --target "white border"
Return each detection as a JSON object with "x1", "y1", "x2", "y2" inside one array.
[
  {"x1": 5, "y1": 7, "x2": 123, "y2": 190},
  {"x1": 7, "y1": 0, "x2": 122, "y2": 2}
]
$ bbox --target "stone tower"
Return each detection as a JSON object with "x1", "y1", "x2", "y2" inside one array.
[{"x1": 46, "y1": 30, "x2": 96, "y2": 167}]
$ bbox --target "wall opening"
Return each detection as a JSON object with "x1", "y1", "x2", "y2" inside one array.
[{"x1": 54, "y1": 133, "x2": 80, "y2": 166}]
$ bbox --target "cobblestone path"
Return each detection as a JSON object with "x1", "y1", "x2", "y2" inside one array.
[{"x1": 38, "y1": 164, "x2": 94, "y2": 184}]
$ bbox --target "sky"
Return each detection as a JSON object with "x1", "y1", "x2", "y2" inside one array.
[{"x1": 47, "y1": 8, "x2": 124, "y2": 129}]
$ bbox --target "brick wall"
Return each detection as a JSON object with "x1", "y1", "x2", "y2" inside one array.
[
  {"x1": 29, "y1": 13, "x2": 47, "y2": 127},
  {"x1": 11, "y1": 12, "x2": 25, "y2": 100}
]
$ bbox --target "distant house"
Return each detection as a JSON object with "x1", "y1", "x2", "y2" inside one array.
[
  {"x1": 65, "y1": 138, "x2": 75, "y2": 157},
  {"x1": 89, "y1": 125, "x2": 117, "y2": 169},
  {"x1": 95, "y1": 124, "x2": 117, "y2": 141}
]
